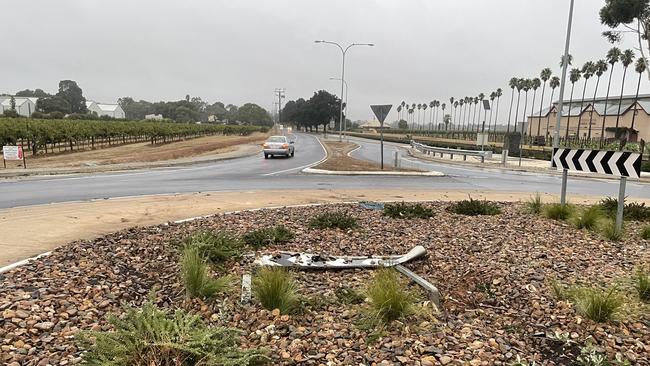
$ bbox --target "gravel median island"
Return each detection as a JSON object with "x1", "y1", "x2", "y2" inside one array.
[{"x1": 1, "y1": 202, "x2": 649, "y2": 365}]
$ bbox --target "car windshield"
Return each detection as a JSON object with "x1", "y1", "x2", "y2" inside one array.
[{"x1": 267, "y1": 136, "x2": 286, "y2": 143}]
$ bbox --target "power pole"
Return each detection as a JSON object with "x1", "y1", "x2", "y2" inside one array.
[{"x1": 274, "y1": 88, "x2": 285, "y2": 125}]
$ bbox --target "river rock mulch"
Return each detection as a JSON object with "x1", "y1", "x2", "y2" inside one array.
[{"x1": 1, "y1": 202, "x2": 649, "y2": 365}]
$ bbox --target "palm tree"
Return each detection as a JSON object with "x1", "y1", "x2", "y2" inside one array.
[
  {"x1": 434, "y1": 100, "x2": 441, "y2": 130},
  {"x1": 458, "y1": 99, "x2": 465, "y2": 132},
  {"x1": 463, "y1": 97, "x2": 470, "y2": 131},
  {"x1": 441, "y1": 103, "x2": 447, "y2": 129},
  {"x1": 600, "y1": 47, "x2": 622, "y2": 144},
  {"x1": 494, "y1": 88, "x2": 503, "y2": 133},
  {"x1": 477, "y1": 93, "x2": 485, "y2": 132},
  {"x1": 470, "y1": 97, "x2": 477, "y2": 131},
  {"x1": 416, "y1": 103, "x2": 421, "y2": 130},
  {"x1": 506, "y1": 77, "x2": 518, "y2": 133},
  {"x1": 536, "y1": 68, "x2": 552, "y2": 137},
  {"x1": 513, "y1": 78, "x2": 525, "y2": 133},
  {"x1": 631, "y1": 58, "x2": 647, "y2": 131},
  {"x1": 396, "y1": 105, "x2": 402, "y2": 125},
  {"x1": 588, "y1": 60, "x2": 608, "y2": 140},
  {"x1": 408, "y1": 108, "x2": 414, "y2": 129},
  {"x1": 546, "y1": 76, "x2": 561, "y2": 138},
  {"x1": 421, "y1": 103, "x2": 428, "y2": 131},
  {"x1": 411, "y1": 103, "x2": 416, "y2": 132},
  {"x1": 428, "y1": 101, "x2": 435, "y2": 130},
  {"x1": 449, "y1": 97, "x2": 455, "y2": 130},
  {"x1": 576, "y1": 62, "x2": 595, "y2": 139},
  {"x1": 565, "y1": 68, "x2": 582, "y2": 139},
  {"x1": 454, "y1": 101, "x2": 460, "y2": 131},
  {"x1": 527, "y1": 78, "x2": 541, "y2": 137},
  {"x1": 488, "y1": 92, "x2": 496, "y2": 133},
  {"x1": 615, "y1": 49, "x2": 635, "y2": 132},
  {"x1": 520, "y1": 79, "x2": 532, "y2": 136}
]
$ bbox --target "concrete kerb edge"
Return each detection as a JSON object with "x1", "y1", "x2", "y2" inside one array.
[{"x1": 302, "y1": 167, "x2": 445, "y2": 176}]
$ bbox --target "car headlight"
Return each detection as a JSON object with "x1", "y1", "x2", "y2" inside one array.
[{"x1": 263, "y1": 143, "x2": 269, "y2": 148}]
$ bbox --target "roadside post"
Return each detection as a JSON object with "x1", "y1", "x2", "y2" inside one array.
[
  {"x1": 2, "y1": 145, "x2": 26, "y2": 169},
  {"x1": 552, "y1": 148, "x2": 641, "y2": 229},
  {"x1": 370, "y1": 104, "x2": 393, "y2": 170},
  {"x1": 480, "y1": 100, "x2": 490, "y2": 152}
]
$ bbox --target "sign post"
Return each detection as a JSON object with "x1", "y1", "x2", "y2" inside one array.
[
  {"x1": 2, "y1": 145, "x2": 25, "y2": 169},
  {"x1": 552, "y1": 147, "x2": 641, "y2": 229},
  {"x1": 370, "y1": 104, "x2": 392, "y2": 170}
]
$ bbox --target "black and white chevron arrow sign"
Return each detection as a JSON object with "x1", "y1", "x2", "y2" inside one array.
[{"x1": 552, "y1": 148, "x2": 642, "y2": 178}]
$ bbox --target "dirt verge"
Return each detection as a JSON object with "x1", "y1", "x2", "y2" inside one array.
[{"x1": 312, "y1": 140, "x2": 420, "y2": 172}]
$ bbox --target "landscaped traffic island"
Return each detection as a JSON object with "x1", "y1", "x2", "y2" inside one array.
[{"x1": 1, "y1": 201, "x2": 648, "y2": 365}]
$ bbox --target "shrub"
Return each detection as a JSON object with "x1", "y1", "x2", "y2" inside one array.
[
  {"x1": 572, "y1": 206, "x2": 603, "y2": 230},
  {"x1": 253, "y1": 267, "x2": 300, "y2": 314},
  {"x1": 600, "y1": 220, "x2": 624, "y2": 242},
  {"x1": 634, "y1": 269, "x2": 650, "y2": 301},
  {"x1": 184, "y1": 231, "x2": 244, "y2": 263},
  {"x1": 77, "y1": 300, "x2": 267, "y2": 365},
  {"x1": 181, "y1": 247, "x2": 232, "y2": 298},
  {"x1": 383, "y1": 202, "x2": 434, "y2": 219},
  {"x1": 526, "y1": 193, "x2": 543, "y2": 214},
  {"x1": 309, "y1": 212, "x2": 358, "y2": 229},
  {"x1": 335, "y1": 287, "x2": 366, "y2": 305},
  {"x1": 447, "y1": 198, "x2": 501, "y2": 216},
  {"x1": 599, "y1": 197, "x2": 650, "y2": 221},
  {"x1": 641, "y1": 225, "x2": 650, "y2": 240},
  {"x1": 543, "y1": 203, "x2": 573, "y2": 221},
  {"x1": 367, "y1": 268, "x2": 416, "y2": 323},
  {"x1": 549, "y1": 280, "x2": 571, "y2": 301},
  {"x1": 573, "y1": 286, "x2": 624, "y2": 323},
  {"x1": 244, "y1": 225, "x2": 294, "y2": 249}
]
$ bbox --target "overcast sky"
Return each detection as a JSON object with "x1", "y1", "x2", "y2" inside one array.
[{"x1": 1, "y1": 0, "x2": 645, "y2": 123}]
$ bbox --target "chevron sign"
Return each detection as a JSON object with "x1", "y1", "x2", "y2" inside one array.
[{"x1": 552, "y1": 148, "x2": 642, "y2": 179}]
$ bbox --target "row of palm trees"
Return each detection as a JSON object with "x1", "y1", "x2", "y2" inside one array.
[{"x1": 397, "y1": 47, "x2": 648, "y2": 145}]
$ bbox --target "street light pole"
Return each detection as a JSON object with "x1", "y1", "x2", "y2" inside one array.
[
  {"x1": 329, "y1": 77, "x2": 348, "y2": 135},
  {"x1": 315, "y1": 40, "x2": 374, "y2": 141},
  {"x1": 553, "y1": 0, "x2": 575, "y2": 149}
]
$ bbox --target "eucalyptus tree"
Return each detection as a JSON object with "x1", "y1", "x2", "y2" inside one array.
[
  {"x1": 600, "y1": 47, "x2": 622, "y2": 143},
  {"x1": 528, "y1": 78, "x2": 541, "y2": 136},
  {"x1": 513, "y1": 78, "x2": 525, "y2": 133},
  {"x1": 536, "y1": 68, "x2": 552, "y2": 137},
  {"x1": 546, "y1": 76, "x2": 561, "y2": 137},
  {"x1": 494, "y1": 88, "x2": 503, "y2": 133},
  {"x1": 506, "y1": 77, "x2": 519, "y2": 133},
  {"x1": 615, "y1": 49, "x2": 635, "y2": 131},
  {"x1": 588, "y1": 60, "x2": 609, "y2": 139},
  {"x1": 565, "y1": 68, "x2": 582, "y2": 139},
  {"x1": 631, "y1": 57, "x2": 647, "y2": 131},
  {"x1": 576, "y1": 62, "x2": 595, "y2": 138}
]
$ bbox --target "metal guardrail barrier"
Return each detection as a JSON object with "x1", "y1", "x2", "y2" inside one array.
[{"x1": 410, "y1": 141, "x2": 492, "y2": 163}]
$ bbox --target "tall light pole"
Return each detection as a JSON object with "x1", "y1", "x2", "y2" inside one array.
[
  {"x1": 553, "y1": 0, "x2": 575, "y2": 149},
  {"x1": 329, "y1": 77, "x2": 348, "y2": 134},
  {"x1": 315, "y1": 40, "x2": 374, "y2": 141}
]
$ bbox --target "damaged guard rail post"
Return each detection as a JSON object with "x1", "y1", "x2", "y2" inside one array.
[{"x1": 394, "y1": 264, "x2": 441, "y2": 308}]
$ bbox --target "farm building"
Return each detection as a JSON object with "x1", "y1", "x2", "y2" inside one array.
[
  {"x1": 86, "y1": 101, "x2": 125, "y2": 119},
  {"x1": 527, "y1": 94, "x2": 650, "y2": 143},
  {"x1": 0, "y1": 96, "x2": 38, "y2": 116},
  {"x1": 359, "y1": 119, "x2": 390, "y2": 131}
]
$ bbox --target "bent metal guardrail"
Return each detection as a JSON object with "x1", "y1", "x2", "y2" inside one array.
[{"x1": 410, "y1": 141, "x2": 492, "y2": 163}]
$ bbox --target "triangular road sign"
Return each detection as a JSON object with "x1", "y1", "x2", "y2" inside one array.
[{"x1": 370, "y1": 104, "x2": 392, "y2": 125}]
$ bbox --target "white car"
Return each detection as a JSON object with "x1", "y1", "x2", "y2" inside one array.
[{"x1": 263, "y1": 135, "x2": 295, "y2": 159}]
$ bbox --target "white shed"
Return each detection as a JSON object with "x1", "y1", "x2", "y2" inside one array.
[
  {"x1": 0, "y1": 96, "x2": 37, "y2": 116},
  {"x1": 86, "y1": 101, "x2": 126, "y2": 119}
]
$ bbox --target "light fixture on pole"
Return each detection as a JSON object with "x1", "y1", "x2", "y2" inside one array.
[
  {"x1": 553, "y1": 0, "x2": 575, "y2": 149},
  {"x1": 315, "y1": 40, "x2": 374, "y2": 141}
]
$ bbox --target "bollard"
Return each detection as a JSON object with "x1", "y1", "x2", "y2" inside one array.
[{"x1": 394, "y1": 151, "x2": 399, "y2": 168}]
